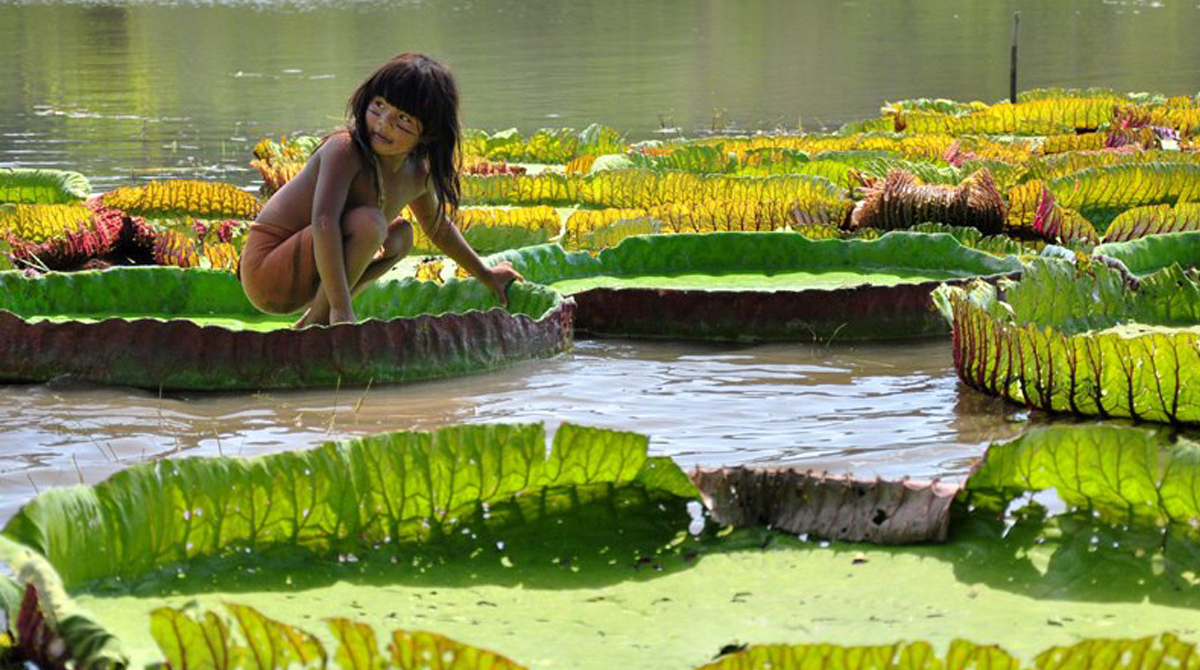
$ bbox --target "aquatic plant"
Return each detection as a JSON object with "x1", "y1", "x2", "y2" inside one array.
[
  {"x1": 409, "y1": 206, "x2": 562, "y2": 254},
  {"x1": 0, "y1": 267, "x2": 572, "y2": 389},
  {"x1": 564, "y1": 154, "x2": 597, "y2": 175},
  {"x1": 2, "y1": 202, "x2": 127, "y2": 271},
  {"x1": 937, "y1": 257, "x2": 1200, "y2": 424},
  {"x1": 490, "y1": 231, "x2": 1019, "y2": 341},
  {"x1": 630, "y1": 144, "x2": 737, "y2": 174},
  {"x1": 887, "y1": 95, "x2": 1128, "y2": 135},
  {"x1": 1100, "y1": 203, "x2": 1200, "y2": 243},
  {"x1": 101, "y1": 180, "x2": 263, "y2": 220},
  {"x1": 463, "y1": 169, "x2": 847, "y2": 210},
  {"x1": 462, "y1": 158, "x2": 527, "y2": 176},
  {"x1": 1047, "y1": 163, "x2": 1200, "y2": 212},
  {"x1": 146, "y1": 218, "x2": 249, "y2": 271},
  {"x1": 697, "y1": 635, "x2": 1198, "y2": 670},
  {"x1": 849, "y1": 168, "x2": 1005, "y2": 234},
  {"x1": 251, "y1": 135, "x2": 321, "y2": 163},
  {"x1": 1038, "y1": 132, "x2": 1109, "y2": 154},
  {"x1": 461, "y1": 125, "x2": 624, "y2": 164},
  {"x1": 251, "y1": 160, "x2": 304, "y2": 198},
  {"x1": 0, "y1": 168, "x2": 91, "y2": 204},
  {"x1": 3, "y1": 421, "x2": 1200, "y2": 669}
]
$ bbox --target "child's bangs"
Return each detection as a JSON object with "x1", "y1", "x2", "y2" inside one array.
[{"x1": 375, "y1": 67, "x2": 446, "y2": 129}]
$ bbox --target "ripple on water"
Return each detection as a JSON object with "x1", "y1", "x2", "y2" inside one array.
[{"x1": 0, "y1": 338, "x2": 1033, "y2": 523}]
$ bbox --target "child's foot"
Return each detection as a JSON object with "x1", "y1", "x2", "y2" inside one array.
[{"x1": 294, "y1": 309, "x2": 320, "y2": 329}]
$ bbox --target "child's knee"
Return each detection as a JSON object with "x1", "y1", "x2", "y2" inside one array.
[
  {"x1": 382, "y1": 219, "x2": 414, "y2": 259},
  {"x1": 343, "y1": 206, "x2": 387, "y2": 246}
]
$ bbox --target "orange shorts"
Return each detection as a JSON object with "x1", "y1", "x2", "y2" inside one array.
[{"x1": 239, "y1": 221, "x2": 319, "y2": 315}]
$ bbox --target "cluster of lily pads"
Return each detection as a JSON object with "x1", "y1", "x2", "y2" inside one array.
[{"x1": 4, "y1": 87, "x2": 1200, "y2": 667}]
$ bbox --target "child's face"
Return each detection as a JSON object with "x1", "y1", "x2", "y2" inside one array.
[{"x1": 366, "y1": 96, "x2": 422, "y2": 158}]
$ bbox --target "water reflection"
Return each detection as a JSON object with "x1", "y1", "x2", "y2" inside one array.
[
  {"x1": 2, "y1": 0, "x2": 1200, "y2": 187},
  {"x1": 0, "y1": 338, "x2": 1030, "y2": 523}
]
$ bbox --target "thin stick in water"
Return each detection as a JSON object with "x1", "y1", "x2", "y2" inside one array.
[
  {"x1": 72, "y1": 454, "x2": 84, "y2": 484},
  {"x1": 1010, "y1": 12, "x2": 1021, "y2": 104}
]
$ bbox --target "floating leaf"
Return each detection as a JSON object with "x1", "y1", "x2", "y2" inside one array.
[
  {"x1": 0, "y1": 168, "x2": 91, "y2": 204},
  {"x1": 329, "y1": 618, "x2": 383, "y2": 670},
  {"x1": 1048, "y1": 163, "x2": 1200, "y2": 212},
  {"x1": 249, "y1": 159, "x2": 303, "y2": 198},
  {"x1": 1039, "y1": 132, "x2": 1108, "y2": 154},
  {"x1": 463, "y1": 126, "x2": 623, "y2": 163},
  {"x1": 1030, "y1": 186, "x2": 1100, "y2": 246},
  {"x1": 1, "y1": 423, "x2": 692, "y2": 589},
  {"x1": 850, "y1": 168, "x2": 1005, "y2": 234},
  {"x1": 630, "y1": 144, "x2": 736, "y2": 174},
  {"x1": 1, "y1": 202, "x2": 127, "y2": 271},
  {"x1": 693, "y1": 640, "x2": 1008, "y2": 670},
  {"x1": 463, "y1": 170, "x2": 845, "y2": 210},
  {"x1": 411, "y1": 206, "x2": 561, "y2": 254},
  {"x1": 389, "y1": 630, "x2": 527, "y2": 670},
  {"x1": 939, "y1": 259, "x2": 1200, "y2": 424},
  {"x1": 0, "y1": 203, "x2": 94, "y2": 244},
  {"x1": 227, "y1": 603, "x2": 325, "y2": 670},
  {"x1": 101, "y1": 180, "x2": 262, "y2": 219},
  {"x1": 889, "y1": 96, "x2": 1123, "y2": 135},
  {"x1": 462, "y1": 158, "x2": 527, "y2": 176},
  {"x1": 905, "y1": 223, "x2": 1029, "y2": 256},
  {"x1": 691, "y1": 468, "x2": 960, "y2": 543},
  {"x1": 965, "y1": 424, "x2": 1200, "y2": 530},
  {"x1": 1094, "y1": 230, "x2": 1200, "y2": 276},
  {"x1": 0, "y1": 536, "x2": 127, "y2": 670},
  {"x1": 1101, "y1": 203, "x2": 1200, "y2": 243},
  {"x1": 150, "y1": 606, "x2": 240, "y2": 670}
]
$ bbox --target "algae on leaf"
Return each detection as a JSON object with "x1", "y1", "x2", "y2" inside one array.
[{"x1": 1, "y1": 423, "x2": 693, "y2": 590}]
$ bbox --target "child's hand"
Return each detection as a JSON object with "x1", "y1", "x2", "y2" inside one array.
[{"x1": 485, "y1": 262, "x2": 525, "y2": 308}]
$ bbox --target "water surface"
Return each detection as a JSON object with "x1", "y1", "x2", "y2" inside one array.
[
  {"x1": 0, "y1": 338, "x2": 1028, "y2": 523},
  {"x1": 2, "y1": 0, "x2": 1199, "y2": 189}
]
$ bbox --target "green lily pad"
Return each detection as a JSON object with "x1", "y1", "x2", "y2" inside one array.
[
  {"x1": 1094, "y1": 230, "x2": 1200, "y2": 277},
  {"x1": 0, "y1": 266, "x2": 573, "y2": 390},
  {"x1": 489, "y1": 231, "x2": 1020, "y2": 341},
  {"x1": 934, "y1": 257, "x2": 1200, "y2": 424},
  {"x1": 3, "y1": 423, "x2": 1199, "y2": 669}
]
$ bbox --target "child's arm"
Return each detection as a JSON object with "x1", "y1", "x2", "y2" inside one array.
[
  {"x1": 309, "y1": 137, "x2": 362, "y2": 323},
  {"x1": 408, "y1": 190, "x2": 523, "y2": 306}
]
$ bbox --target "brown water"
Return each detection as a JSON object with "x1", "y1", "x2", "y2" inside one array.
[{"x1": 0, "y1": 338, "x2": 1027, "y2": 523}]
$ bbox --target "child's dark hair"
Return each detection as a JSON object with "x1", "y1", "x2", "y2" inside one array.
[{"x1": 347, "y1": 52, "x2": 462, "y2": 214}]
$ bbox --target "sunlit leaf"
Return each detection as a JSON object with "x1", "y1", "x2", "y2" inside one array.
[
  {"x1": 101, "y1": 180, "x2": 263, "y2": 219},
  {"x1": 0, "y1": 168, "x2": 91, "y2": 204}
]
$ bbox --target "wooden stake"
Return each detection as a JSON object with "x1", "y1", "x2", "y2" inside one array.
[{"x1": 1010, "y1": 12, "x2": 1021, "y2": 104}]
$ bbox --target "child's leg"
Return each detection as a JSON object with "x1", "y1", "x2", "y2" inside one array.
[{"x1": 297, "y1": 214, "x2": 413, "y2": 327}]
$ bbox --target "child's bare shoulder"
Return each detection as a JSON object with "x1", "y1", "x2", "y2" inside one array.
[{"x1": 313, "y1": 132, "x2": 363, "y2": 168}]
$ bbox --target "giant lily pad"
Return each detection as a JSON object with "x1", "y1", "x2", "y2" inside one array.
[
  {"x1": 0, "y1": 266, "x2": 573, "y2": 390},
  {"x1": 935, "y1": 257, "x2": 1200, "y2": 424},
  {"x1": 1094, "y1": 230, "x2": 1200, "y2": 277},
  {"x1": 1, "y1": 423, "x2": 1200, "y2": 669},
  {"x1": 488, "y1": 231, "x2": 1020, "y2": 341}
]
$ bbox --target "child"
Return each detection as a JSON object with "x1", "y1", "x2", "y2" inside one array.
[{"x1": 240, "y1": 52, "x2": 523, "y2": 327}]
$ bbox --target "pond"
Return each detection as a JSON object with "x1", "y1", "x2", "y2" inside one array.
[
  {"x1": 0, "y1": 0, "x2": 1197, "y2": 515},
  {"x1": 0, "y1": 338, "x2": 1028, "y2": 523},
  {"x1": 2, "y1": 0, "x2": 1199, "y2": 191}
]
